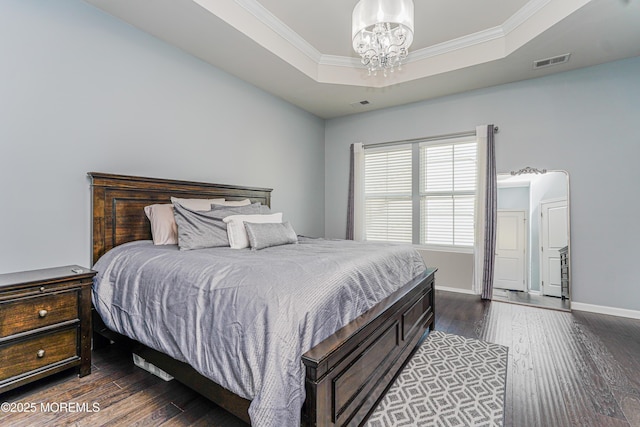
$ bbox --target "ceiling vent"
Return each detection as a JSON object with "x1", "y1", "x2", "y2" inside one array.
[
  {"x1": 533, "y1": 53, "x2": 571, "y2": 69},
  {"x1": 350, "y1": 100, "x2": 371, "y2": 108}
]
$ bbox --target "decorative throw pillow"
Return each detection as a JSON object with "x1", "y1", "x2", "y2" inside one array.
[
  {"x1": 173, "y1": 203, "x2": 270, "y2": 250},
  {"x1": 244, "y1": 221, "x2": 298, "y2": 250},
  {"x1": 144, "y1": 204, "x2": 179, "y2": 245},
  {"x1": 223, "y1": 213, "x2": 283, "y2": 249},
  {"x1": 169, "y1": 197, "x2": 225, "y2": 211}
]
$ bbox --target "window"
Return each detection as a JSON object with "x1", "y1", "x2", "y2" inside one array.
[
  {"x1": 363, "y1": 137, "x2": 477, "y2": 249},
  {"x1": 364, "y1": 145, "x2": 412, "y2": 243}
]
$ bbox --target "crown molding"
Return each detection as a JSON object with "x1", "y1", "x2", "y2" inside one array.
[
  {"x1": 503, "y1": 0, "x2": 552, "y2": 34},
  {"x1": 231, "y1": 0, "x2": 555, "y2": 67},
  {"x1": 232, "y1": 0, "x2": 322, "y2": 63},
  {"x1": 319, "y1": 55, "x2": 362, "y2": 68},
  {"x1": 227, "y1": 0, "x2": 588, "y2": 87}
]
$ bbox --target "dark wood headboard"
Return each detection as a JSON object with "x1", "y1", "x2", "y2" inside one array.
[{"x1": 89, "y1": 172, "x2": 272, "y2": 265}]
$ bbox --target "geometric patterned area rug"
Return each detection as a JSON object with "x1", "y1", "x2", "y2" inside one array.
[{"x1": 366, "y1": 331, "x2": 508, "y2": 427}]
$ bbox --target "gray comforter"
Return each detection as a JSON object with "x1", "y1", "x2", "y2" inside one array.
[{"x1": 92, "y1": 237, "x2": 426, "y2": 426}]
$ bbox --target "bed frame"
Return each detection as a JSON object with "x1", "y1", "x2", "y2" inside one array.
[{"x1": 89, "y1": 172, "x2": 436, "y2": 426}]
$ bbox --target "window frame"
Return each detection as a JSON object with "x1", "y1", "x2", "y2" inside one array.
[{"x1": 362, "y1": 136, "x2": 477, "y2": 253}]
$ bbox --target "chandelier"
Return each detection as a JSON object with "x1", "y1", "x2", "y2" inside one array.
[{"x1": 352, "y1": 0, "x2": 414, "y2": 76}]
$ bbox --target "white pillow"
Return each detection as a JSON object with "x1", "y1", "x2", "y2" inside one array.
[
  {"x1": 212, "y1": 199, "x2": 252, "y2": 207},
  {"x1": 170, "y1": 197, "x2": 225, "y2": 211},
  {"x1": 223, "y1": 213, "x2": 283, "y2": 249}
]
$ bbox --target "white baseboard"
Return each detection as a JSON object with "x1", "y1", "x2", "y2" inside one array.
[
  {"x1": 435, "y1": 285, "x2": 478, "y2": 295},
  {"x1": 571, "y1": 302, "x2": 640, "y2": 320}
]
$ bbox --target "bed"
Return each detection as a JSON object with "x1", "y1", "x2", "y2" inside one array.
[{"x1": 88, "y1": 172, "x2": 436, "y2": 426}]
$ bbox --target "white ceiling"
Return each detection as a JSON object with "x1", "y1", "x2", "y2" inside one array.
[{"x1": 84, "y1": 0, "x2": 640, "y2": 119}]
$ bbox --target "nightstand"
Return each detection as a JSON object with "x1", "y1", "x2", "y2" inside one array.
[{"x1": 0, "y1": 265, "x2": 96, "y2": 394}]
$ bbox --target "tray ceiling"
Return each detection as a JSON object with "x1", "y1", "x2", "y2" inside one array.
[{"x1": 84, "y1": 0, "x2": 640, "y2": 118}]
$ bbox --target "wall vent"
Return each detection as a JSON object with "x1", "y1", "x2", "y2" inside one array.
[{"x1": 533, "y1": 53, "x2": 571, "y2": 69}]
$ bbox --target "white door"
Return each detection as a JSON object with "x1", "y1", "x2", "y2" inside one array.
[
  {"x1": 540, "y1": 199, "x2": 568, "y2": 297},
  {"x1": 494, "y1": 210, "x2": 527, "y2": 291}
]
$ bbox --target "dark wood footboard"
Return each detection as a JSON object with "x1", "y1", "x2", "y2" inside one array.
[{"x1": 302, "y1": 268, "x2": 436, "y2": 426}]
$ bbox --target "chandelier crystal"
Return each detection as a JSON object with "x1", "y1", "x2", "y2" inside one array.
[{"x1": 352, "y1": 0, "x2": 414, "y2": 76}]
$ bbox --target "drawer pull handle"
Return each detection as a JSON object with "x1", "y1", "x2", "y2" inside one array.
[
  {"x1": 37, "y1": 349, "x2": 46, "y2": 358},
  {"x1": 38, "y1": 309, "x2": 48, "y2": 318}
]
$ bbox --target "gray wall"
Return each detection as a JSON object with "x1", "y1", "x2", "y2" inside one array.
[
  {"x1": 0, "y1": 0, "x2": 325, "y2": 273},
  {"x1": 497, "y1": 187, "x2": 530, "y2": 211},
  {"x1": 325, "y1": 56, "x2": 640, "y2": 311}
]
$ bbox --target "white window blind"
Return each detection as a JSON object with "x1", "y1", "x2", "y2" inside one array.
[
  {"x1": 420, "y1": 141, "x2": 477, "y2": 247},
  {"x1": 364, "y1": 146, "x2": 412, "y2": 243},
  {"x1": 362, "y1": 137, "x2": 477, "y2": 249}
]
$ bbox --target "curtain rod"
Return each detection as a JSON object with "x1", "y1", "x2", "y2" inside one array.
[{"x1": 363, "y1": 126, "x2": 499, "y2": 149}]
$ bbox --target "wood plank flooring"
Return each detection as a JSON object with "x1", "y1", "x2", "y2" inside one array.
[
  {"x1": 2, "y1": 290, "x2": 639, "y2": 426},
  {"x1": 492, "y1": 288, "x2": 571, "y2": 311}
]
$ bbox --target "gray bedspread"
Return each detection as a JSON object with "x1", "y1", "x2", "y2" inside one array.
[{"x1": 92, "y1": 237, "x2": 426, "y2": 426}]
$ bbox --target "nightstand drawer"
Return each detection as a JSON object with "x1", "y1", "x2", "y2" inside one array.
[
  {"x1": 0, "y1": 328, "x2": 78, "y2": 382},
  {"x1": 0, "y1": 265, "x2": 95, "y2": 393},
  {"x1": 0, "y1": 292, "x2": 78, "y2": 338}
]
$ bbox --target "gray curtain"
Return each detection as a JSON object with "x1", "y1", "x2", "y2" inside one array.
[
  {"x1": 346, "y1": 143, "x2": 355, "y2": 240},
  {"x1": 481, "y1": 125, "x2": 497, "y2": 299}
]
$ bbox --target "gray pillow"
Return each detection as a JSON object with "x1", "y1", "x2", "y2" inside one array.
[
  {"x1": 211, "y1": 202, "x2": 262, "y2": 211},
  {"x1": 244, "y1": 221, "x2": 298, "y2": 250},
  {"x1": 173, "y1": 203, "x2": 271, "y2": 250}
]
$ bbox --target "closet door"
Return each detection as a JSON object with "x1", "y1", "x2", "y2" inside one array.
[{"x1": 494, "y1": 210, "x2": 526, "y2": 291}]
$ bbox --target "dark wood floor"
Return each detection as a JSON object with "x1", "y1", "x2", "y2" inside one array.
[
  {"x1": 2, "y1": 290, "x2": 639, "y2": 426},
  {"x1": 492, "y1": 288, "x2": 571, "y2": 311}
]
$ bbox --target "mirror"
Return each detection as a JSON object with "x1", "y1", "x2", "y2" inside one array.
[{"x1": 492, "y1": 168, "x2": 570, "y2": 311}]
